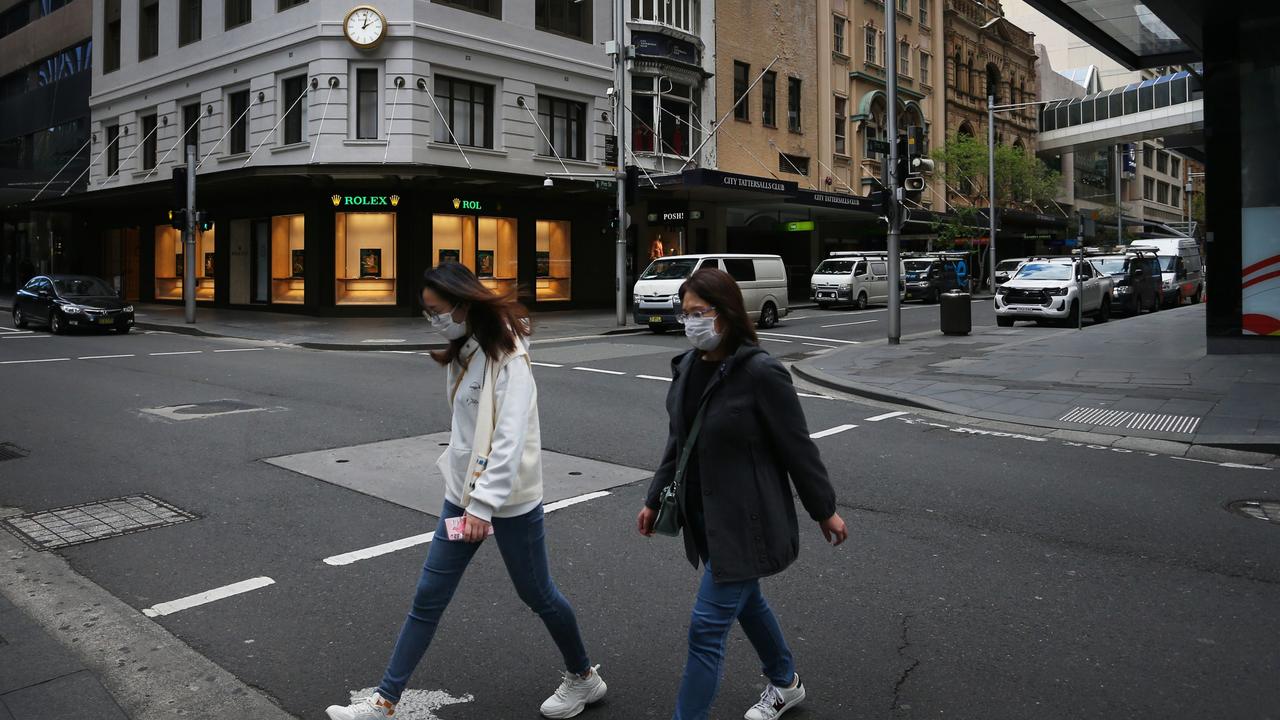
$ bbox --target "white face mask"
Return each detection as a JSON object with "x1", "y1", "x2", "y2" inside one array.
[
  {"x1": 684, "y1": 316, "x2": 722, "y2": 352},
  {"x1": 426, "y1": 306, "x2": 468, "y2": 340}
]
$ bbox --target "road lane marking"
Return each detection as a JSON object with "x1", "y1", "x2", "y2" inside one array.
[
  {"x1": 323, "y1": 532, "x2": 437, "y2": 566},
  {"x1": 866, "y1": 411, "x2": 909, "y2": 422},
  {"x1": 758, "y1": 332, "x2": 860, "y2": 344},
  {"x1": 78, "y1": 354, "x2": 135, "y2": 360},
  {"x1": 0, "y1": 357, "x2": 69, "y2": 364},
  {"x1": 797, "y1": 392, "x2": 833, "y2": 400},
  {"x1": 149, "y1": 351, "x2": 203, "y2": 356},
  {"x1": 810, "y1": 424, "x2": 858, "y2": 439},
  {"x1": 761, "y1": 337, "x2": 793, "y2": 343},
  {"x1": 786, "y1": 315, "x2": 811, "y2": 321},
  {"x1": 803, "y1": 342, "x2": 837, "y2": 349},
  {"x1": 213, "y1": 348, "x2": 263, "y2": 353},
  {"x1": 1, "y1": 334, "x2": 47, "y2": 339},
  {"x1": 531, "y1": 361, "x2": 563, "y2": 368},
  {"x1": 636, "y1": 374, "x2": 672, "y2": 382},
  {"x1": 820, "y1": 320, "x2": 878, "y2": 328},
  {"x1": 573, "y1": 366, "x2": 626, "y2": 375},
  {"x1": 544, "y1": 491, "x2": 612, "y2": 512},
  {"x1": 141, "y1": 577, "x2": 275, "y2": 617}
]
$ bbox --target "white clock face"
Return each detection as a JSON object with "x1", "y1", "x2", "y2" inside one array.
[{"x1": 345, "y1": 7, "x2": 385, "y2": 47}]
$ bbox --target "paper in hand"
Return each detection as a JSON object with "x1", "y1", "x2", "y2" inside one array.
[{"x1": 444, "y1": 515, "x2": 495, "y2": 541}]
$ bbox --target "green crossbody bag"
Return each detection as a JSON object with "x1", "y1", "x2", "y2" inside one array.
[{"x1": 653, "y1": 404, "x2": 708, "y2": 537}]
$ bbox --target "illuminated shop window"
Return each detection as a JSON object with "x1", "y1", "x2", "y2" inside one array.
[
  {"x1": 432, "y1": 214, "x2": 518, "y2": 296},
  {"x1": 154, "y1": 225, "x2": 214, "y2": 300},
  {"x1": 335, "y1": 212, "x2": 396, "y2": 305},
  {"x1": 271, "y1": 214, "x2": 304, "y2": 304},
  {"x1": 536, "y1": 220, "x2": 571, "y2": 301}
]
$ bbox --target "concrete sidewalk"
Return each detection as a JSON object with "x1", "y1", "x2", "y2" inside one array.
[{"x1": 794, "y1": 305, "x2": 1280, "y2": 455}]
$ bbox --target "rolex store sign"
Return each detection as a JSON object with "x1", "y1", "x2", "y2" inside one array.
[{"x1": 331, "y1": 194, "x2": 401, "y2": 208}]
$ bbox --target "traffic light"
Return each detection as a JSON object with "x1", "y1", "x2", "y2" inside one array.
[
  {"x1": 171, "y1": 167, "x2": 187, "y2": 210},
  {"x1": 168, "y1": 209, "x2": 185, "y2": 230},
  {"x1": 894, "y1": 135, "x2": 910, "y2": 190},
  {"x1": 195, "y1": 211, "x2": 213, "y2": 233}
]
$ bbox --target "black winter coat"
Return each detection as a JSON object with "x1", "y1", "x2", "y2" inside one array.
[{"x1": 645, "y1": 343, "x2": 838, "y2": 583}]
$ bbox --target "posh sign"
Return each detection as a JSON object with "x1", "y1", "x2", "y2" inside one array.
[{"x1": 331, "y1": 194, "x2": 401, "y2": 208}]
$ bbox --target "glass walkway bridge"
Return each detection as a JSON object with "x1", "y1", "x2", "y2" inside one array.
[{"x1": 1037, "y1": 71, "x2": 1203, "y2": 152}]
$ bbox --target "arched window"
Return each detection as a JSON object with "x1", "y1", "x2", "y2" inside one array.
[
  {"x1": 968, "y1": 54, "x2": 979, "y2": 99},
  {"x1": 986, "y1": 63, "x2": 1002, "y2": 104},
  {"x1": 954, "y1": 52, "x2": 964, "y2": 94}
]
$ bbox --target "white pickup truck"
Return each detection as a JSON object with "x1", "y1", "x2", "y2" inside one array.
[{"x1": 994, "y1": 258, "x2": 1114, "y2": 326}]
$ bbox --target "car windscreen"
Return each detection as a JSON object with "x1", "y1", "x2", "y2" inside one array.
[
  {"x1": 1091, "y1": 258, "x2": 1128, "y2": 275},
  {"x1": 1158, "y1": 255, "x2": 1178, "y2": 272},
  {"x1": 996, "y1": 260, "x2": 1023, "y2": 272},
  {"x1": 54, "y1": 277, "x2": 116, "y2": 297},
  {"x1": 640, "y1": 259, "x2": 699, "y2": 280},
  {"x1": 904, "y1": 260, "x2": 933, "y2": 272},
  {"x1": 814, "y1": 260, "x2": 855, "y2": 274},
  {"x1": 1014, "y1": 263, "x2": 1073, "y2": 281}
]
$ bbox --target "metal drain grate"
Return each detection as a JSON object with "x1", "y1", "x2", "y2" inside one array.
[
  {"x1": 1227, "y1": 500, "x2": 1280, "y2": 524},
  {"x1": 1059, "y1": 407, "x2": 1201, "y2": 434},
  {"x1": 1, "y1": 494, "x2": 199, "y2": 551},
  {"x1": 0, "y1": 443, "x2": 28, "y2": 462}
]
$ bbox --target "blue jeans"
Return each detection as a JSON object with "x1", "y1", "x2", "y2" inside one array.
[
  {"x1": 377, "y1": 500, "x2": 591, "y2": 704},
  {"x1": 673, "y1": 566, "x2": 796, "y2": 720}
]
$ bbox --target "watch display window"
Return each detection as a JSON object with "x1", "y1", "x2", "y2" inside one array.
[
  {"x1": 536, "y1": 220, "x2": 571, "y2": 301},
  {"x1": 154, "y1": 225, "x2": 214, "y2": 300},
  {"x1": 271, "y1": 214, "x2": 305, "y2": 304},
  {"x1": 432, "y1": 214, "x2": 518, "y2": 295},
  {"x1": 335, "y1": 212, "x2": 396, "y2": 305}
]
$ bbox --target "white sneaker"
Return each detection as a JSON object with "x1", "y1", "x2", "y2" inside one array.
[
  {"x1": 325, "y1": 692, "x2": 396, "y2": 720},
  {"x1": 744, "y1": 675, "x2": 806, "y2": 720},
  {"x1": 540, "y1": 665, "x2": 607, "y2": 719}
]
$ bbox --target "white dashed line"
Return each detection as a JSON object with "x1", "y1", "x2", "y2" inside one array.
[
  {"x1": 865, "y1": 411, "x2": 909, "y2": 422},
  {"x1": 636, "y1": 374, "x2": 672, "y2": 382},
  {"x1": 213, "y1": 348, "x2": 263, "y2": 353},
  {"x1": 810, "y1": 424, "x2": 858, "y2": 439},
  {"x1": 0, "y1": 357, "x2": 69, "y2": 365},
  {"x1": 1, "y1": 334, "x2": 47, "y2": 339},
  {"x1": 796, "y1": 392, "x2": 834, "y2": 400},
  {"x1": 762, "y1": 337, "x2": 793, "y2": 343},
  {"x1": 803, "y1": 342, "x2": 837, "y2": 349},
  {"x1": 572, "y1": 366, "x2": 626, "y2": 376},
  {"x1": 149, "y1": 351, "x2": 203, "y2": 356},
  {"x1": 141, "y1": 577, "x2": 275, "y2": 617},
  {"x1": 78, "y1": 354, "x2": 135, "y2": 360},
  {"x1": 543, "y1": 491, "x2": 612, "y2": 512},
  {"x1": 758, "y1": 332, "x2": 860, "y2": 344},
  {"x1": 820, "y1": 320, "x2": 877, "y2": 328},
  {"x1": 531, "y1": 361, "x2": 564, "y2": 368},
  {"x1": 323, "y1": 532, "x2": 437, "y2": 567}
]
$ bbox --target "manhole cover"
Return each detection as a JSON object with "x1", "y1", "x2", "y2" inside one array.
[
  {"x1": 1227, "y1": 500, "x2": 1280, "y2": 523},
  {"x1": 0, "y1": 443, "x2": 28, "y2": 462},
  {"x1": 1, "y1": 494, "x2": 199, "y2": 551}
]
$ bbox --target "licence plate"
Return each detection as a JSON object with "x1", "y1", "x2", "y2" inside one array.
[
  {"x1": 649, "y1": 315, "x2": 663, "y2": 323},
  {"x1": 97, "y1": 317, "x2": 115, "y2": 325}
]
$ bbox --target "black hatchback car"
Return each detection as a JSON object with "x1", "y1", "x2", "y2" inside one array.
[
  {"x1": 12, "y1": 275, "x2": 135, "y2": 334},
  {"x1": 1089, "y1": 252, "x2": 1162, "y2": 316}
]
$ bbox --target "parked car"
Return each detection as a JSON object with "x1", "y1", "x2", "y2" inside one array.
[
  {"x1": 633, "y1": 254, "x2": 788, "y2": 331},
  {"x1": 903, "y1": 255, "x2": 969, "y2": 303},
  {"x1": 1128, "y1": 236, "x2": 1203, "y2": 307},
  {"x1": 809, "y1": 252, "x2": 903, "y2": 309},
  {"x1": 994, "y1": 258, "x2": 1113, "y2": 326},
  {"x1": 1089, "y1": 251, "x2": 1163, "y2": 316},
  {"x1": 13, "y1": 275, "x2": 135, "y2": 334},
  {"x1": 994, "y1": 258, "x2": 1028, "y2": 286}
]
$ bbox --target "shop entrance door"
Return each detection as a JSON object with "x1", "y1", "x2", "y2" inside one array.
[
  {"x1": 250, "y1": 220, "x2": 270, "y2": 303},
  {"x1": 121, "y1": 229, "x2": 139, "y2": 300}
]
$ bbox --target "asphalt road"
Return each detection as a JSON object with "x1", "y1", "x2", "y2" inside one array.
[{"x1": 0, "y1": 305, "x2": 1276, "y2": 720}]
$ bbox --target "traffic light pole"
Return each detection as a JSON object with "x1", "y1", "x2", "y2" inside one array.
[
  {"x1": 184, "y1": 147, "x2": 196, "y2": 324},
  {"x1": 988, "y1": 96, "x2": 997, "y2": 295},
  {"x1": 613, "y1": 0, "x2": 628, "y2": 327},
  {"x1": 885, "y1": 0, "x2": 901, "y2": 345}
]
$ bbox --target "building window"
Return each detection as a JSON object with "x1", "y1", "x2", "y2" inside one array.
[
  {"x1": 432, "y1": 214, "x2": 517, "y2": 296},
  {"x1": 630, "y1": 0, "x2": 695, "y2": 33},
  {"x1": 1142, "y1": 144, "x2": 1153, "y2": 168},
  {"x1": 834, "y1": 96, "x2": 847, "y2": 155},
  {"x1": 1171, "y1": 156, "x2": 1181, "y2": 178},
  {"x1": 271, "y1": 215, "x2": 305, "y2": 304},
  {"x1": 779, "y1": 152, "x2": 809, "y2": 177},
  {"x1": 182, "y1": 103, "x2": 201, "y2": 152},
  {"x1": 105, "y1": 124, "x2": 120, "y2": 176},
  {"x1": 278, "y1": 0, "x2": 307, "y2": 9},
  {"x1": 920, "y1": 0, "x2": 929, "y2": 26},
  {"x1": 139, "y1": 0, "x2": 159, "y2": 60},
  {"x1": 864, "y1": 123, "x2": 884, "y2": 157},
  {"x1": 179, "y1": 0, "x2": 202, "y2": 46},
  {"x1": 536, "y1": 0, "x2": 590, "y2": 41},
  {"x1": 433, "y1": 0, "x2": 500, "y2": 18},
  {"x1": 1156, "y1": 150, "x2": 1168, "y2": 174},
  {"x1": 228, "y1": 90, "x2": 249, "y2": 154},
  {"x1": 356, "y1": 69, "x2": 379, "y2": 140},
  {"x1": 141, "y1": 114, "x2": 157, "y2": 169},
  {"x1": 336, "y1": 212, "x2": 396, "y2": 305},
  {"x1": 154, "y1": 225, "x2": 215, "y2": 300},
  {"x1": 1157, "y1": 180, "x2": 1169, "y2": 204},
  {"x1": 1143, "y1": 176, "x2": 1154, "y2": 200},
  {"x1": 865, "y1": 26, "x2": 877, "y2": 65},
  {"x1": 282, "y1": 75, "x2": 307, "y2": 145},
  {"x1": 226, "y1": 0, "x2": 251, "y2": 29},
  {"x1": 538, "y1": 96, "x2": 587, "y2": 161},
  {"x1": 536, "y1": 220, "x2": 571, "y2": 301},
  {"x1": 899, "y1": 41, "x2": 910, "y2": 76},
  {"x1": 434, "y1": 76, "x2": 494, "y2": 148},
  {"x1": 762, "y1": 71, "x2": 776, "y2": 127},
  {"x1": 733, "y1": 61, "x2": 750, "y2": 121},
  {"x1": 920, "y1": 51, "x2": 930, "y2": 85},
  {"x1": 1171, "y1": 186, "x2": 1180, "y2": 208},
  {"x1": 833, "y1": 15, "x2": 845, "y2": 55},
  {"x1": 104, "y1": 0, "x2": 121, "y2": 73},
  {"x1": 787, "y1": 77, "x2": 802, "y2": 133},
  {"x1": 631, "y1": 76, "x2": 698, "y2": 157},
  {"x1": 897, "y1": 0, "x2": 909, "y2": 13}
]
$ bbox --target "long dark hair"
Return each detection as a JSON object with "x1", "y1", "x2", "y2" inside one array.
[
  {"x1": 423, "y1": 262, "x2": 531, "y2": 365},
  {"x1": 679, "y1": 267, "x2": 758, "y2": 351}
]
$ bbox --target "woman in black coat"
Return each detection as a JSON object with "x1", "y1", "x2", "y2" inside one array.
[{"x1": 637, "y1": 268, "x2": 848, "y2": 720}]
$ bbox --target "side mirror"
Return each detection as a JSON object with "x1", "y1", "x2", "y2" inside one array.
[{"x1": 1077, "y1": 274, "x2": 1090, "y2": 281}]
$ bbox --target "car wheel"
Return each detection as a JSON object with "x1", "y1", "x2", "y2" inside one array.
[
  {"x1": 48, "y1": 311, "x2": 63, "y2": 334},
  {"x1": 1151, "y1": 293, "x2": 1162, "y2": 312},
  {"x1": 855, "y1": 292, "x2": 868, "y2": 311},
  {"x1": 116, "y1": 325, "x2": 131, "y2": 334},
  {"x1": 817, "y1": 302, "x2": 831, "y2": 310},
  {"x1": 1190, "y1": 285, "x2": 1202, "y2": 304},
  {"x1": 758, "y1": 302, "x2": 779, "y2": 329},
  {"x1": 1067, "y1": 299, "x2": 1080, "y2": 326},
  {"x1": 648, "y1": 323, "x2": 668, "y2": 334},
  {"x1": 1168, "y1": 290, "x2": 1181, "y2": 308},
  {"x1": 926, "y1": 289, "x2": 939, "y2": 304},
  {"x1": 997, "y1": 316, "x2": 1014, "y2": 328},
  {"x1": 12, "y1": 307, "x2": 27, "y2": 328},
  {"x1": 1094, "y1": 298, "x2": 1111, "y2": 323}
]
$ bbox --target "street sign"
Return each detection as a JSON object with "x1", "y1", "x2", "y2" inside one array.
[
  {"x1": 604, "y1": 135, "x2": 619, "y2": 168},
  {"x1": 868, "y1": 139, "x2": 891, "y2": 155},
  {"x1": 595, "y1": 179, "x2": 616, "y2": 191},
  {"x1": 785, "y1": 221, "x2": 815, "y2": 232}
]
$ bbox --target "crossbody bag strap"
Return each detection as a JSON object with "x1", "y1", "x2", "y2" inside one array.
[{"x1": 667, "y1": 401, "x2": 709, "y2": 496}]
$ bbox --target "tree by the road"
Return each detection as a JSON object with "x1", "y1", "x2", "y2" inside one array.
[{"x1": 934, "y1": 133, "x2": 1062, "y2": 209}]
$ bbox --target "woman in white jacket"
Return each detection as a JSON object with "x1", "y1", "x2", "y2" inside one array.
[{"x1": 326, "y1": 263, "x2": 606, "y2": 720}]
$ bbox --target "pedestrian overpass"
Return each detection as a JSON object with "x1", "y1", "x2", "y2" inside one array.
[{"x1": 1037, "y1": 71, "x2": 1202, "y2": 152}]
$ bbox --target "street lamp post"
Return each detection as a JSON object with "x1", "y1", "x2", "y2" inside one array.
[{"x1": 612, "y1": 0, "x2": 628, "y2": 326}]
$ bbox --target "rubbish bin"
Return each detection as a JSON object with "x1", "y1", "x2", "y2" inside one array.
[{"x1": 940, "y1": 291, "x2": 971, "y2": 335}]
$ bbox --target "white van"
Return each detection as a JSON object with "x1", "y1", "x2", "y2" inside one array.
[
  {"x1": 809, "y1": 252, "x2": 901, "y2": 309},
  {"x1": 633, "y1": 254, "x2": 789, "y2": 332},
  {"x1": 1128, "y1": 237, "x2": 1203, "y2": 306}
]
